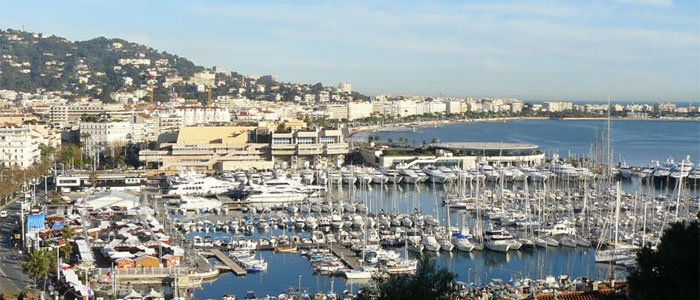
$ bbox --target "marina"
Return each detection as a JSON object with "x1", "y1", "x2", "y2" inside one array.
[{"x1": 145, "y1": 157, "x2": 698, "y2": 298}]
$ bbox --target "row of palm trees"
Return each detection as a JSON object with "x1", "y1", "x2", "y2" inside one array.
[{"x1": 22, "y1": 226, "x2": 75, "y2": 297}]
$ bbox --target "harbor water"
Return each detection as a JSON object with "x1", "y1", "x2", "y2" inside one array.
[{"x1": 189, "y1": 119, "x2": 699, "y2": 298}]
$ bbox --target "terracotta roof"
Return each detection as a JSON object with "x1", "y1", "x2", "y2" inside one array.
[{"x1": 536, "y1": 289, "x2": 618, "y2": 300}]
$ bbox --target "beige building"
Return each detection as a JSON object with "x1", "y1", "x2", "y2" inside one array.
[
  {"x1": 347, "y1": 102, "x2": 373, "y2": 120},
  {"x1": 270, "y1": 128, "x2": 348, "y2": 169},
  {"x1": 322, "y1": 103, "x2": 348, "y2": 120},
  {"x1": 140, "y1": 126, "x2": 271, "y2": 173},
  {"x1": 140, "y1": 125, "x2": 349, "y2": 172},
  {"x1": 49, "y1": 104, "x2": 106, "y2": 127}
]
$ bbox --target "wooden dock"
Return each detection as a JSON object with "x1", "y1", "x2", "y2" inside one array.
[
  {"x1": 211, "y1": 249, "x2": 247, "y2": 276},
  {"x1": 330, "y1": 244, "x2": 362, "y2": 270}
]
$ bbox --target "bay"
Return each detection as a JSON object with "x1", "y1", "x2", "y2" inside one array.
[{"x1": 350, "y1": 120, "x2": 700, "y2": 166}]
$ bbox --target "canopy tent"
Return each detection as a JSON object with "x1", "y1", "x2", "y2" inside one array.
[{"x1": 81, "y1": 190, "x2": 138, "y2": 210}]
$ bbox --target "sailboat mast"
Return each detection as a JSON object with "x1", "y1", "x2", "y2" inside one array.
[{"x1": 607, "y1": 95, "x2": 612, "y2": 177}]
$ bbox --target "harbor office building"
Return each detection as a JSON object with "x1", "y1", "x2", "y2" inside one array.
[
  {"x1": 139, "y1": 126, "x2": 348, "y2": 173},
  {"x1": 370, "y1": 142, "x2": 545, "y2": 169}
]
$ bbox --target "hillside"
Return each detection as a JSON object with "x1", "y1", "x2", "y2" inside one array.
[
  {"x1": 0, "y1": 28, "x2": 204, "y2": 100},
  {"x1": 0, "y1": 29, "x2": 366, "y2": 103}
]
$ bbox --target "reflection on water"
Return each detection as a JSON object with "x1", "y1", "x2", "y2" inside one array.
[{"x1": 189, "y1": 179, "x2": 646, "y2": 298}]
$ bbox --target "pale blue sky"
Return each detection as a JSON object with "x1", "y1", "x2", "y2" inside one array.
[{"x1": 1, "y1": 0, "x2": 698, "y2": 101}]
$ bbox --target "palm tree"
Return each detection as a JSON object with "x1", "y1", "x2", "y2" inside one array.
[
  {"x1": 62, "y1": 226, "x2": 75, "y2": 240},
  {"x1": 89, "y1": 171, "x2": 98, "y2": 191},
  {"x1": 23, "y1": 249, "x2": 49, "y2": 292}
]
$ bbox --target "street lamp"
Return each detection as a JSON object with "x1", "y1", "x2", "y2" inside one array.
[{"x1": 53, "y1": 243, "x2": 68, "y2": 281}]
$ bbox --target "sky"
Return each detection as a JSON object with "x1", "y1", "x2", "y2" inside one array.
[{"x1": 1, "y1": 0, "x2": 699, "y2": 102}]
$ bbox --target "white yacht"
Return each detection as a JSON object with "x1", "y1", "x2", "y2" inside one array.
[
  {"x1": 438, "y1": 167, "x2": 458, "y2": 183},
  {"x1": 484, "y1": 228, "x2": 515, "y2": 253},
  {"x1": 451, "y1": 233, "x2": 475, "y2": 252},
  {"x1": 167, "y1": 176, "x2": 237, "y2": 195},
  {"x1": 422, "y1": 166, "x2": 449, "y2": 184},
  {"x1": 653, "y1": 158, "x2": 675, "y2": 179},
  {"x1": 327, "y1": 170, "x2": 342, "y2": 184},
  {"x1": 301, "y1": 169, "x2": 315, "y2": 185},
  {"x1": 248, "y1": 172, "x2": 262, "y2": 185},
  {"x1": 480, "y1": 164, "x2": 500, "y2": 182},
  {"x1": 354, "y1": 171, "x2": 373, "y2": 185},
  {"x1": 398, "y1": 168, "x2": 420, "y2": 184},
  {"x1": 639, "y1": 161, "x2": 658, "y2": 179},
  {"x1": 370, "y1": 169, "x2": 389, "y2": 184},
  {"x1": 422, "y1": 235, "x2": 441, "y2": 252},
  {"x1": 688, "y1": 164, "x2": 700, "y2": 181},
  {"x1": 244, "y1": 188, "x2": 306, "y2": 203},
  {"x1": 380, "y1": 168, "x2": 403, "y2": 184},
  {"x1": 670, "y1": 156, "x2": 693, "y2": 180},
  {"x1": 619, "y1": 161, "x2": 633, "y2": 179},
  {"x1": 341, "y1": 171, "x2": 357, "y2": 185}
]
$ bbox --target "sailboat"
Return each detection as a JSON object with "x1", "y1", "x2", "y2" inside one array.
[{"x1": 595, "y1": 182, "x2": 639, "y2": 263}]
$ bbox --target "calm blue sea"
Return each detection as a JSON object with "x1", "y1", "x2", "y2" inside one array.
[{"x1": 350, "y1": 120, "x2": 700, "y2": 166}]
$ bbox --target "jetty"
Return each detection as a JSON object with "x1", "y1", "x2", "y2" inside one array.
[
  {"x1": 330, "y1": 244, "x2": 362, "y2": 270},
  {"x1": 211, "y1": 249, "x2": 247, "y2": 276}
]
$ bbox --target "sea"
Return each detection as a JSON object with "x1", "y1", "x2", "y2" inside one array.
[
  {"x1": 191, "y1": 119, "x2": 699, "y2": 299},
  {"x1": 349, "y1": 119, "x2": 700, "y2": 166}
]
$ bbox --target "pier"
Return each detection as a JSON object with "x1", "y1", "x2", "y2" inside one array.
[
  {"x1": 330, "y1": 244, "x2": 362, "y2": 270},
  {"x1": 210, "y1": 249, "x2": 247, "y2": 276}
]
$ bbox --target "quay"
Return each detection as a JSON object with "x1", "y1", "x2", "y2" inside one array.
[
  {"x1": 330, "y1": 244, "x2": 362, "y2": 270},
  {"x1": 210, "y1": 249, "x2": 247, "y2": 276},
  {"x1": 112, "y1": 267, "x2": 219, "y2": 287}
]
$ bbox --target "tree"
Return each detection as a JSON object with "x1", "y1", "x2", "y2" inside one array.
[
  {"x1": 23, "y1": 249, "x2": 50, "y2": 291},
  {"x1": 62, "y1": 226, "x2": 75, "y2": 240},
  {"x1": 368, "y1": 258, "x2": 459, "y2": 300},
  {"x1": 38, "y1": 144, "x2": 55, "y2": 163},
  {"x1": 628, "y1": 219, "x2": 699, "y2": 300},
  {"x1": 89, "y1": 171, "x2": 98, "y2": 190},
  {"x1": 51, "y1": 190, "x2": 61, "y2": 205}
]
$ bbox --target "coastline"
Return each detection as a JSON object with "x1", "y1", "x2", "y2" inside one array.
[{"x1": 346, "y1": 116, "x2": 699, "y2": 138}]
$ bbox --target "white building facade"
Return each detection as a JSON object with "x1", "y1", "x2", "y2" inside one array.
[{"x1": 0, "y1": 125, "x2": 40, "y2": 169}]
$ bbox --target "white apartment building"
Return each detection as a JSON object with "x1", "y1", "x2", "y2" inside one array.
[
  {"x1": 187, "y1": 71, "x2": 216, "y2": 87},
  {"x1": 174, "y1": 105, "x2": 230, "y2": 126},
  {"x1": 153, "y1": 113, "x2": 183, "y2": 134},
  {"x1": 0, "y1": 125, "x2": 40, "y2": 169},
  {"x1": 118, "y1": 58, "x2": 151, "y2": 66},
  {"x1": 446, "y1": 100, "x2": 465, "y2": 114},
  {"x1": 338, "y1": 82, "x2": 352, "y2": 94},
  {"x1": 421, "y1": 101, "x2": 447, "y2": 115},
  {"x1": 49, "y1": 104, "x2": 106, "y2": 127},
  {"x1": 654, "y1": 102, "x2": 676, "y2": 113},
  {"x1": 79, "y1": 122, "x2": 135, "y2": 154},
  {"x1": 386, "y1": 100, "x2": 419, "y2": 117},
  {"x1": 347, "y1": 102, "x2": 373, "y2": 120},
  {"x1": 510, "y1": 102, "x2": 523, "y2": 113},
  {"x1": 322, "y1": 104, "x2": 349, "y2": 120},
  {"x1": 544, "y1": 101, "x2": 574, "y2": 112}
]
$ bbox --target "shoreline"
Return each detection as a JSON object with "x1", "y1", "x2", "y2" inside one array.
[{"x1": 347, "y1": 116, "x2": 699, "y2": 138}]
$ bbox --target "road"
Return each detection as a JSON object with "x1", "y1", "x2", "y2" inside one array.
[{"x1": 0, "y1": 200, "x2": 31, "y2": 295}]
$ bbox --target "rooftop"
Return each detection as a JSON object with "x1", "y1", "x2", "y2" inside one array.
[{"x1": 432, "y1": 142, "x2": 538, "y2": 151}]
